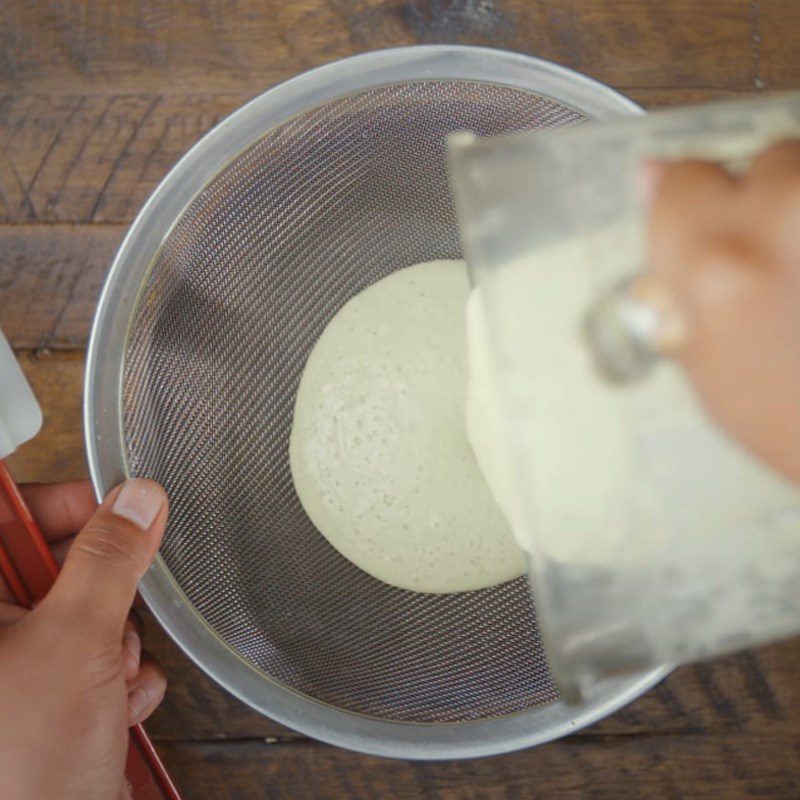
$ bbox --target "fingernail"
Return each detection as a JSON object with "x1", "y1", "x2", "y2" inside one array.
[
  {"x1": 111, "y1": 479, "x2": 163, "y2": 530},
  {"x1": 128, "y1": 686, "x2": 150, "y2": 722},
  {"x1": 654, "y1": 306, "x2": 690, "y2": 354},
  {"x1": 129, "y1": 683, "x2": 164, "y2": 724},
  {"x1": 630, "y1": 276, "x2": 690, "y2": 355},
  {"x1": 123, "y1": 629, "x2": 141, "y2": 673}
]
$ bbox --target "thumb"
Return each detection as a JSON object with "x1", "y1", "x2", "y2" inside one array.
[{"x1": 42, "y1": 478, "x2": 167, "y2": 643}]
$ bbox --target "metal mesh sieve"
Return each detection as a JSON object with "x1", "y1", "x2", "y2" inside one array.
[
  {"x1": 124, "y1": 81, "x2": 582, "y2": 723},
  {"x1": 88, "y1": 47, "x2": 665, "y2": 757}
]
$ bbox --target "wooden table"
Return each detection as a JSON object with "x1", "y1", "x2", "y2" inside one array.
[{"x1": 2, "y1": 1, "x2": 799, "y2": 797}]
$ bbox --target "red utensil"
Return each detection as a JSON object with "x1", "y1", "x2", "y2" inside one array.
[{"x1": 0, "y1": 332, "x2": 182, "y2": 800}]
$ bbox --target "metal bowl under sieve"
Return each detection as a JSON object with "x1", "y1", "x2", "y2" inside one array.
[{"x1": 85, "y1": 46, "x2": 668, "y2": 759}]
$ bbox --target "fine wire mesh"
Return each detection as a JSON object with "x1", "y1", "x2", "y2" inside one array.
[{"x1": 123, "y1": 81, "x2": 587, "y2": 723}]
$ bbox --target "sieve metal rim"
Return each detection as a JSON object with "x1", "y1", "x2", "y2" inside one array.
[{"x1": 85, "y1": 45, "x2": 669, "y2": 760}]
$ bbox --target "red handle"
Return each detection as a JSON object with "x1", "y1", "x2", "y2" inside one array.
[
  {"x1": 0, "y1": 460, "x2": 182, "y2": 800},
  {"x1": 0, "y1": 461, "x2": 59, "y2": 604}
]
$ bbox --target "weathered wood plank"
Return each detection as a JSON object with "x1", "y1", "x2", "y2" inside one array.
[
  {"x1": 759, "y1": 0, "x2": 800, "y2": 89},
  {"x1": 0, "y1": 93, "x2": 241, "y2": 223},
  {"x1": 0, "y1": 88, "x2": 765, "y2": 351},
  {"x1": 0, "y1": 87, "x2": 760, "y2": 227},
  {"x1": 0, "y1": 1, "x2": 761, "y2": 95},
  {"x1": 5, "y1": 349, "x2": 87, "y2": 482},
  {"x1": 0, "y1": 224, "x2": 123, "y2": 348},
  {"x1": 154, "y1": 731, "x2": 800, "y2": 800}
]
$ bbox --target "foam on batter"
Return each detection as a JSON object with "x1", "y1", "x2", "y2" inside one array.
[{"x1": 289, "y1": 259, "x2": 526, "y2": 593}]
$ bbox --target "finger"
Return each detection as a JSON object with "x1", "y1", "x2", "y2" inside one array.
[
  {"x1": 748, "y1": 140, "x2": 800, "y2": 188},
  {"x1": 122, "y1": 618, "x2": 142, "y2": 681},
  {"x1": 50, "y1": 537, "x2": 73, "y2": 567},
  {"x1": 0, "y1": 603, "x2": 28, "y2": 626},
  {"x1": 628, "y1": 274, "x2": 690, "y2": 354},
  {"x1": 653, "y1": 160, "x2": 736, "y2": 235},
  {"x1": 680, "y1": 241, "x2": 765, "y2": 337},
  {"x1": 118, "y1": 783, "x2": 133, "y2": 800},
  {"x1": 128, "y1": 607, "x2": 144, "y2": 639},
  {"x1": 648, "y1": 160, "x2": 737, "y2": 284},
  {"x1": 746, "y1": 141, "x2": 800, "y2": 262},
  {"x1": 19, "y1": 481, "x2": 98, "y2": 542},
  {"x1": 41, "y1": 478, "x2": 168, "y2": 645},
  {"x1": 127, "y1": 653, "x2": 167, "y2": 726},
  {"x1": 51, "y1": 539, "x2": 155, "y2": 580},
  {"x1": 0, "y1": 574, "x2": 13, "y2": 604}
]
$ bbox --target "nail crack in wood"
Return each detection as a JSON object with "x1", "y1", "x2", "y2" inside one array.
[
  {"x1": 128, "y1": 109, "x2": 172, "y2": 218},
  {"x1": 0, "y1": 171, "x2": 11, "y2": 217},
  {"x1": 11, "y1": 346, "x2": 86, "y2": 356},
  {"x1": 42, "y1": 95, "x2": 116, "y2": 219},
  {"x1": 4, "y1": 151, "x2": 37, "y2": 220},
  {"x1": 0, "y1": 221, "x2": 126, "y2": 230},
  {"x1": 618, "y1": 85, "x2": 749, "y2": 92},
  {"x1": 148, "y1": 728, "x2": 740, "y2": 750},
  {"x1": 43, "y1": 264, "x2": 84, "y2": 348},
  {"x1": 566, "y1": 729, "x2": 712, "y2": 744},
  {"x1": 692, "y1": 663, "x2": 745, "y2": 729},
  {"x1": 26, "y1": 96, "x2": 88, "y2": 209},
  {"x1": 136, "y1": 114, "x2": 171, "y2": 184},
  {"x1": 88, "y1": 95, "x2": 161, "y2": 223},
  {"x1": 751, "y1": 0, "x2": 764, "y2": 90},
  {"x1": 150, "y1": 734, "x2": 314, "y2": 747},
  {"x1": 734, "y1": 650, "x2": 784, "y2": 720}
]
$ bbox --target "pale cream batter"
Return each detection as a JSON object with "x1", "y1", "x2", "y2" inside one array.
[{"x1": 290, "y1": 259, "x2": 526, "y2": 593}]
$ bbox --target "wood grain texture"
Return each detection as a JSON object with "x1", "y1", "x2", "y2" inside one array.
[
  {"x1": 153, "y1": 729, "x2": 800, "y2": 800},
  {"x1": 0, "y1": 0, "x2": 795, "y2": 234},
  {"x1": 0, "y1": 93, "x2": 241, "y2": 224},
  {"x1": 6, "y1": 349, "x2": 87, "y2": 481},
  {"x1": 0, "y1": 87, "x2": 752, "y2": 230},
  {"x1": 0, "y1": 224, "x2": 122, "y2": 347},
  {"x1": 0, "y1": 1, "x2": 772, "y2": 95},
  {"x1": 0, "y1": 88, "x2": 764, "y2": 351},
  {"x1": 760, "y1": 0, "x2": 800, "y2": 88},
  {"x1": 3, "y1": 1, "x2": 800, "y2": 796}
]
